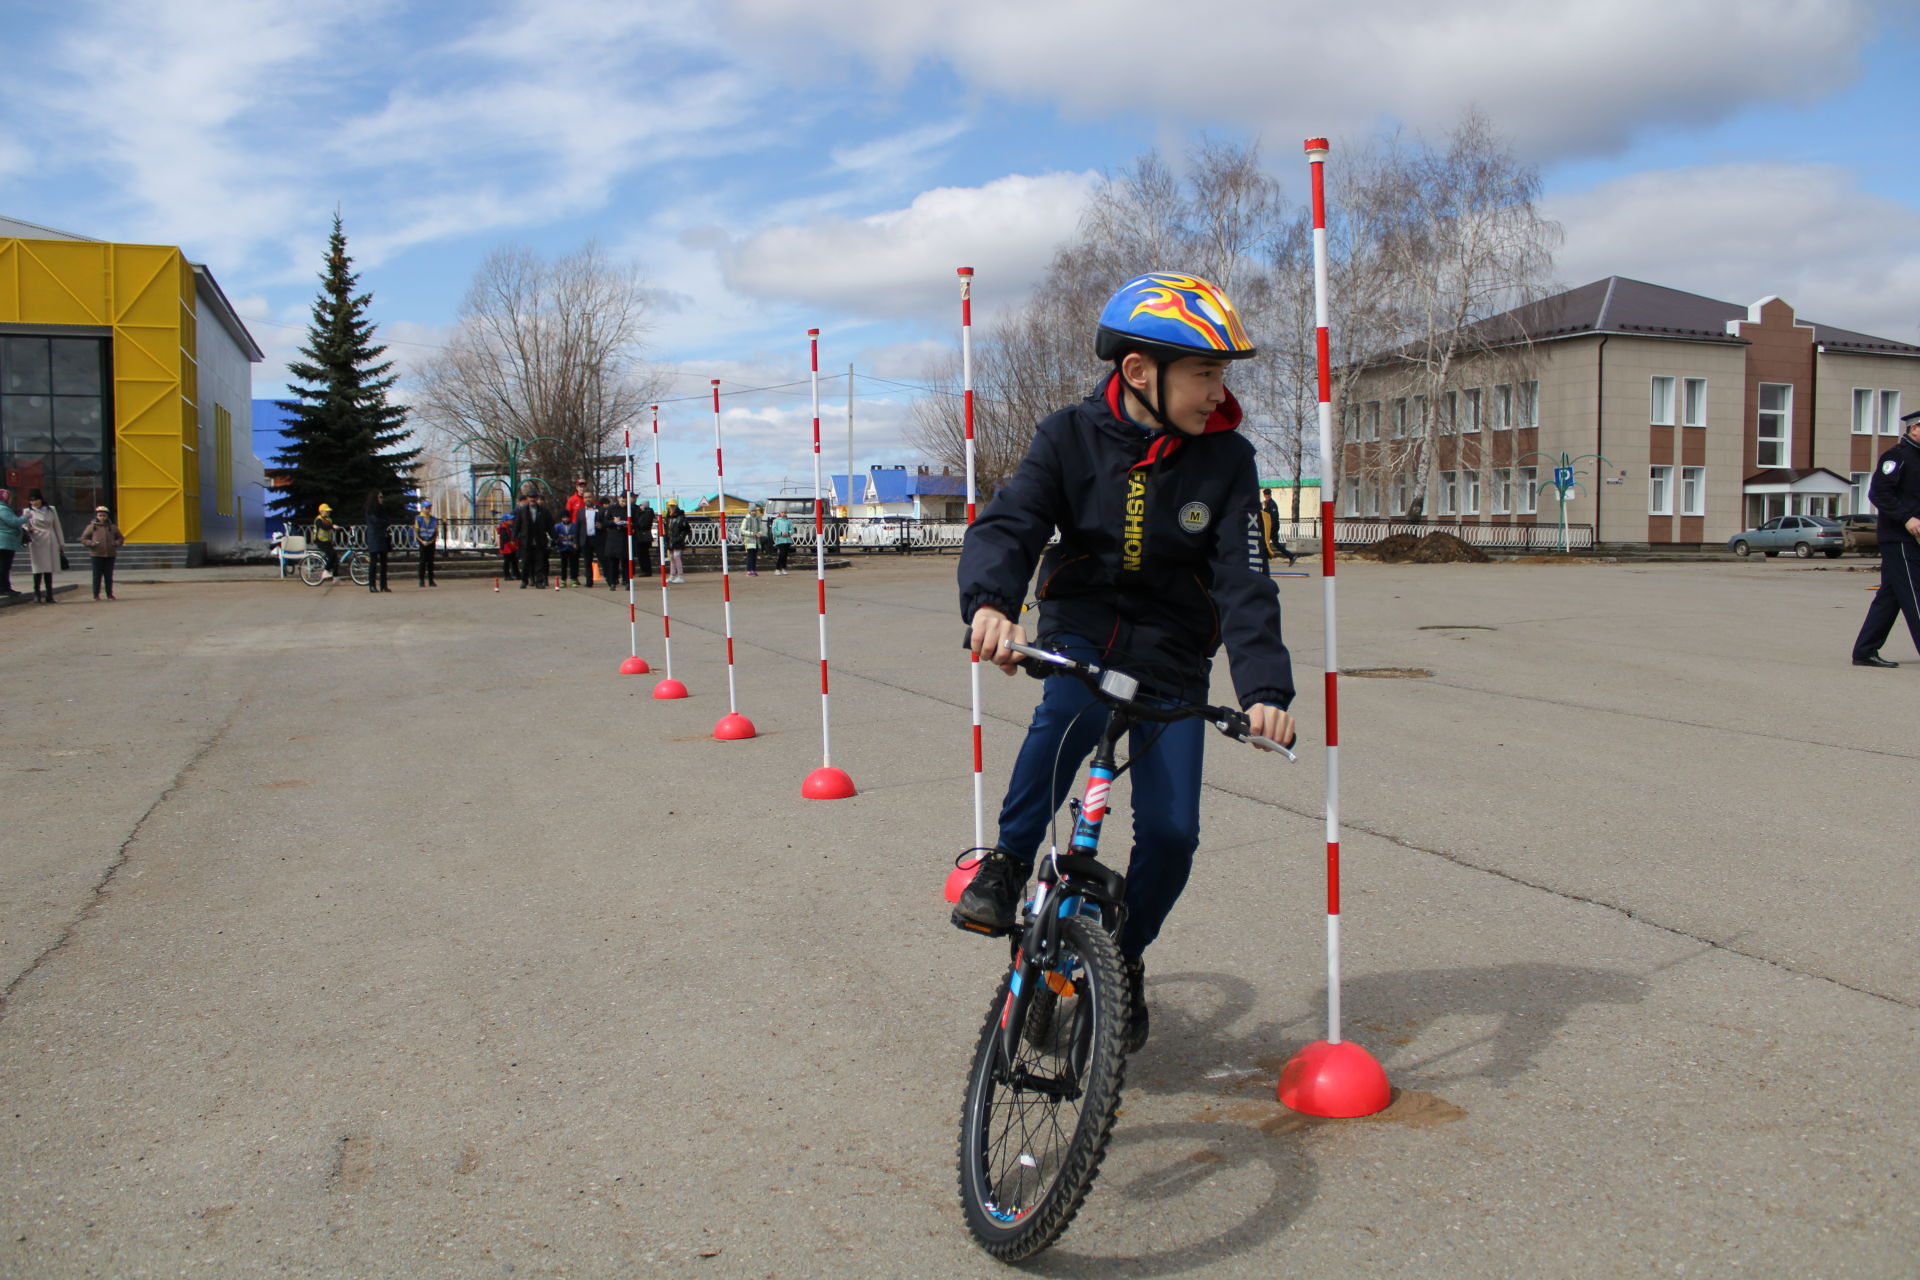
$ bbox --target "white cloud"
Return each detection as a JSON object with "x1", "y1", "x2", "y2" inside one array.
[
  {"x1": 719, "y1": 171, "x2": 1099, "y2": 317},
  {"x1": 1548, "y1": 163, "x2": 1920, "y2": 344},
  {"x1": 724, "y1": 0, "x2": 1871, "y2": 160}
]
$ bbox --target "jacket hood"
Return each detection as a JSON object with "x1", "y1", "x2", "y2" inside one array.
[{"x1": 1099, "y1": 372, "x2": 1243, "y2": 471}]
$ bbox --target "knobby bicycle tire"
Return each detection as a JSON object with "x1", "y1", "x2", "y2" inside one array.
[{"x1": 958, "y1": 913, "x2": 1127, "y2": 1261}]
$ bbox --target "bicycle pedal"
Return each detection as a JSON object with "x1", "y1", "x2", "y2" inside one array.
[{"x1": 951, "y1": 913, "x2": 1009, "y2": 938}]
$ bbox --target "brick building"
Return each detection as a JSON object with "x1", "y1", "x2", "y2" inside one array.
[{"x1": 1338, "y1": 277, "x2": 1920, "y2": 548}]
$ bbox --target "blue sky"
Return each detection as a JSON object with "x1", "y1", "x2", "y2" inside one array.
[{"x1": 4, "y1": 0, "x2": 1918, "y2": 498}]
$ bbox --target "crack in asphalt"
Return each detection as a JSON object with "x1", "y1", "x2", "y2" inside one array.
[{"x1": 1205, "y1": 777, "x2": 1918, "y2": 1012}]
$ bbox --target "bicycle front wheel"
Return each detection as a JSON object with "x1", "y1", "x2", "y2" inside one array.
[
  {"x1": 348, "y1": 552, "x2": 370, "y2": 586},
  {"x1": 299, "y1": 553, "x2": 325, "y2": 586},
  {"x1": 958, "y1": 914, "x2": 1127, "y2": 1261}
]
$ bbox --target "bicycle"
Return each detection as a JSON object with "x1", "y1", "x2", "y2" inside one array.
[
  {"x1": 955, "y1": 639, "x2": 1294, "y2": 1261},
  {"x1": 297, "y1": 546, "x2": 369, "y2": 587}
]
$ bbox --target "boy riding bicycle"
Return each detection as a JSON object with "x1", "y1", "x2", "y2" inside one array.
[{"x1": 954, "y1": 271, "x2": 1297, "y2": 1047}]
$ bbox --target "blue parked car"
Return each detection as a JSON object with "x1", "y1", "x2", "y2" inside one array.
[{"x1": 1727, "y1": 515, "x2": 1845, "y2": 558}]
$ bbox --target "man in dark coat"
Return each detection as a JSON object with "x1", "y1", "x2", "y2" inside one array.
[
  {"x1": 1851, "y1": 406, "x2": 1920, "y2": 667},
  {"x1": 513, "y1": 493, "x2": 554, "y2": 588}
]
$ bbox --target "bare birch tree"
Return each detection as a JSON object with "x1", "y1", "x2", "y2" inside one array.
[
  {"x1": 1341, "y1": 109, "x2": 1562, "y2": 515},
  {"x1": 911, "y1": 140, "x2": 1303, "y2": 496},
  {"x1": 413, "y1": 244, "x2": 664, "y2": 506}
]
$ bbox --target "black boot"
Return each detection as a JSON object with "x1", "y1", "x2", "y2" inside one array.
[
  {"x1": 1122, "y1": 957, "x2": 1149, "y2": 1053},
  {"x1": 951, "y1": 849, "x2": 1028, "y2": 935}
]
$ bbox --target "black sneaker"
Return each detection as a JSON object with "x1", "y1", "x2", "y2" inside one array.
[
  {"x1": 951, "y1": 849, "x2": 1027, "y2": 935},
  {"x1": 1122, "y1": 957, "x2": 1149, "y2": 1052}
]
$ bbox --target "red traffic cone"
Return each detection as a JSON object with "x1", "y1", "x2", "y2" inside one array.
[
  {"x1": 713, "y1": 712, "x2": 756, "y2": 740},
  {"x1": 1277, "y1": 1040, "x2": 1391, "y2": 1118},
  {"x1": 620, "y1": 655, "x2": 651, "y2": 675},
  {"x1": 652, "y1": 678, "x2": 688, "y2": 700},
  {"x1": 801, "y1": 766, "x2": 855, "y2": 800}
]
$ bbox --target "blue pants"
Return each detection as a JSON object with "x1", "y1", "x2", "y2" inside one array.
[
  {"x1": 995, "y1": 638, "x2": 1206, "y2": 959},
  {"x1": 1853, "y1": 539, "x2": 1920, "y2": 660}
]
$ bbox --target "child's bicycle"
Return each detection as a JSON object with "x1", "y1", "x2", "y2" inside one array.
[
  {"x1": 954, "y1": 639, "x2": 1294, "y2": 1260},
  {"x1": 297, "y1": 546, "x2": 369, "y2": 587}
]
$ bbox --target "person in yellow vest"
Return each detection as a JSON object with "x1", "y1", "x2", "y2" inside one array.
[{"x1": 313, "y1": 504, "x2": 338, "y2": 580}]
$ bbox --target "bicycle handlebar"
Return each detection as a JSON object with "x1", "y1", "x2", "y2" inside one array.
[{"x1": 1005, "y1": 640, "x2": 1297, "y2": 761}]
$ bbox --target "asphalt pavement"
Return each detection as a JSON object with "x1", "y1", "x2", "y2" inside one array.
[{"x1": 1, "y1": 555, "x2": 1915, "y2": 1278}]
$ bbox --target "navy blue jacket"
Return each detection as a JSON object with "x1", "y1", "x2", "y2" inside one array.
[
  {"x1": 1869, "y1": 435, "x2": 1920, "y2": 546},
  {"x1": 958, "y1": 375, "x2": 1294, "y2": 710}
]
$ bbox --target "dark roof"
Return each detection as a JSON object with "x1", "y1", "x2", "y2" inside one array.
[
  {"x1": 1466, "y1": 277, "x2": 1920, "y2": 358},
  {"x1": 1742, "y1": 467, "x2": 1850, "y2": 487}
]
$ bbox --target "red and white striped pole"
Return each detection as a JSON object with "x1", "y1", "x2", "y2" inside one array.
[
  {"x1": 1278, "y1": 138, "x2": 1390, "y2": 1119},
  {"x1": 961, "y1": 268, "x2": 984, "y2": 847},
  {"x1": 944, "y1": 267, "x2": 989, "y2": 905},
  {"x1": 710, "y1": 379, "x2": 755, "y2": 739},
  {"x1": 802, "y1": 329, "x2": 855, "y2": 799},
  {"x1": 618, "y1": 423, "x2": 651, "y2": 674},
  {"x1": 650, "y1": 405, "x2": 688, "y2": 699}
]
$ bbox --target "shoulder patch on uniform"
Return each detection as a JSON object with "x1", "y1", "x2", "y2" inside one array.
[
  {"x1": 1178, "y1": 501, "x2": 1210, "y2": 533},
  {"x1": 1884, "y1": 460, "x2": 1899, "y2": 474}
]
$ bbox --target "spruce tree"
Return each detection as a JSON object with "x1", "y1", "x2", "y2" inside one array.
[{"x1": 271, "y1": 214, "x2": 418, "y2": 523}]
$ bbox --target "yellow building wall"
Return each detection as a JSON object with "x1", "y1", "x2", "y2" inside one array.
[{"x1": 0, "y1": 237, "x2": 200, "y2": 544}]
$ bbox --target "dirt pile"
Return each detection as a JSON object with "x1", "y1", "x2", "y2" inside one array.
[{"x1": 1357, "y1": 531, "x2": 1491, "y2": 564}]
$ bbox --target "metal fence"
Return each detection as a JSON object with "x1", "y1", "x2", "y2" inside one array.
[{"x1": 290, "y1": 514, "x2": 1593, "y2": 557}]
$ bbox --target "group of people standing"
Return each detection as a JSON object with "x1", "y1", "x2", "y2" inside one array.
[
  {"x1": 736, "y1": 504, "x2": 799, "y2": 576},
  {"x1": 497, "y1": 483, "x2": 659, "y2": 590},
  {"x1": 0, "y1": 487, "x2": 125, "y2": 603}
]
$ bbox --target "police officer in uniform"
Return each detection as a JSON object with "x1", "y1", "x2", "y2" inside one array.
[{"x1": 1851, "y1": 405, "x2": 1920, "y2": 667}]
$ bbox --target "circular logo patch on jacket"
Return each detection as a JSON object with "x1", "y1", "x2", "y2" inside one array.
[
  {"x1": 1178, "y1": 501, "x2": 1210, "y2": 532},
  {"x1": 1885, "y1": 460, "x2": 1899, "y2": 474}
]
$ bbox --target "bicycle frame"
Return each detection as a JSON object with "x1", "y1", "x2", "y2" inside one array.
[{"x1": 988, "y1": 643, "x2": 1294, "y2": 1081}]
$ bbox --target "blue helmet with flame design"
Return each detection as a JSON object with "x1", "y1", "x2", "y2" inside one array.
[{"x1": 1094, "y1": 272, "x2": 1257, "y2": 363}]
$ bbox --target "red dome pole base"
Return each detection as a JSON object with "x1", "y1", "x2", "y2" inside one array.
[
  {"x1": 713, "y1": 712, "x2": 756, "y2": 739},
  {"x1": 619, "y1": 655, "x2": 652, "y2": 675},
  {"x1": 801, "y1": 766, "x2": 855, "y2": 800},
  {"x1": 652, "y1": 678, "x2": 689, "y2": 700},
  {"x1": 944, "y1": 851, "x2": 985, "y2": 904},
  {"x1": 1277, "y1": 1040, "x2": 1391, "y2": 1118}
]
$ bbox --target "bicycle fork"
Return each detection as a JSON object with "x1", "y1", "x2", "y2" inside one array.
[{"x1": 993, "y1": 714, "x2": 1129, "y2": 1084}]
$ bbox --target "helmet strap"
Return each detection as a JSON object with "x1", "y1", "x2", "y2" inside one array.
[{"x1": 1116, "y1": 354, "x2": 1175, "y2": 433}]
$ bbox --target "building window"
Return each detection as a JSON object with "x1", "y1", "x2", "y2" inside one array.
[
  {"x1": 1391, "y1": 398, "x2": 1408, "y2": 439},
  {"x1": 1442, "y1": 390, "x2": 1458, "y2": 435},
  {"x1": 1680, "y1": 466, "x2": 1705, "y2": 517},
  {"x1": 1364, "y1": 401, "x2": 1381, "y2": 441},
  {"x1": 1516, "y1": 380, "x2": 1539, "y2": 429},
  {"x1": 1363, "y1": 479, "x2": 1380, "y2": 517},
  {"x1": 1756, "y1": 382, "x2": 1791, "y2": 467},
  {"x1": 1438, "y1": 471, "x2": 1457, "y2": 515},
  {"x1": 1412, "y1": 394, "x2": 1427, "y2": 434},
  {"x1": 1342, "y1": 403, "x2": 1360, "y2": 440},
  {"x1": 1682, "y1": 378, "x2": 1706, "y2": 428},
  {"x1": 1651, "y1": 376, "x2": 1676, "y2": 426},
  {"x1": 1649, "y1": 465, "x2": 1674, "y2": 515},
  {"x1": 1461, "y1": 388, "x2": 1481, "y2": 433},
  {"x1": 1853, "y1": 388, "x2": 1876, "y2": 434},
  {"x1": 1518, "y1": 466, "x2": 1539, "y2": 514},
  {"x1": 1344, "y1": 476, "x2": 1361, "y2": 516},
  {"x1": 1490, "y1": 467, "x2": 1512, "y2": 514},
  {"x1": 1883, "y1": 391, "x2": 1904, "y2": 436},
  {"x1": 1463, "y1": 471, "x2": 1481, "y2": 515},
  {"x1": 1852, "y1": 472, "x2": 1873, "y2": 514},
  {"x1": 0, "y1": 335, "x2": 112, "y2": 545},
  {"x1": 1491, "y1": 383, "x2": 1512, "y2": 431}
]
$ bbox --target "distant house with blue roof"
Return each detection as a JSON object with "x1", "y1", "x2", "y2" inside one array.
[{"x1": 830, "y1": 465, "x2": 968, "y2": 520}]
